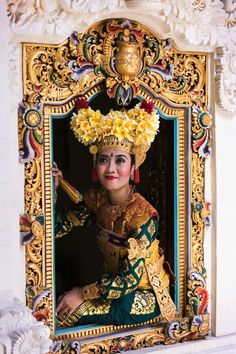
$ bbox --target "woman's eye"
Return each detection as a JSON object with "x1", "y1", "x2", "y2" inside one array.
[
  {"x1": 116, "y1": 157, "x2": 125, "y2": 164},
  {"x1": 98, "y1": 157, "x2": 108, "y2": 164}
]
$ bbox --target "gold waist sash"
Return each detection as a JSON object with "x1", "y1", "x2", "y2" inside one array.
[
  {"x1": 128, "y1": 238, "x2": 176, "y2": 322},
  {"x1": 98, "y1": 234, "x2": 176, "y2": 322}
]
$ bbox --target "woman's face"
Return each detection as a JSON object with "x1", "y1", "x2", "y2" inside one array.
[{"x1": 96, "y1": 147, "x2": 133, "y2": 192}]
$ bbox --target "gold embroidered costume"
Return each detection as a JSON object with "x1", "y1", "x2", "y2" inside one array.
[{"x1": 56, "y1": 187, "x2": 176, "y2": 326}]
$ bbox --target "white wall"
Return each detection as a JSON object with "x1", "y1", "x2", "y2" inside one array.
[
  {"x1": 215, "y1": 107, "x2": 236, "y2": 336},
  {"x1": 1, "y1": 0, "x2": 236, "y2": 352},
  {"x1": 0, "y1": 1, "x2": 25, "y2": 302}
]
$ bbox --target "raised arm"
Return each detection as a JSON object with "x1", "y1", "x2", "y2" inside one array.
[
  {"x1": 58, "y1": 177, "x2": 83, "y2": 204},
  {"x1": 52, "y1": 162, "x2": 95, "y2": 238},
  {"x1": 52, "y1": 162, "x2": 83, "y2": 204}
]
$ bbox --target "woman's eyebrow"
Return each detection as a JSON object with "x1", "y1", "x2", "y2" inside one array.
[
  {"x1": 115, "y1": 154, "x2": 128, "y2": 159},
  {"x1": 98, "y1": 154, "x2": 128, "y2": 159}
]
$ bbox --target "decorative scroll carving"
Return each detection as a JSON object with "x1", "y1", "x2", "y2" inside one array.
[
  {"x1": 7, "y1": 0, "x2": 235, "y2": 45},
  {"x1": 66, "y1": 20, "x2": 210, "y2": 105},
  {"x1": 141, "y1": 0, "x2": 236, "y2": 112},
  {"x1": 48, "y1": 313, "x2": 209, "y2": 353},
  {"x1": 26, "y1": 287, "x2": 52, "y2": 324},
  {"x1": 7, "y1": 0, "x2": 236, "y2": 113},
  {"x1": 19, "y1": 17, "x2": 210, "y2": 352},
  {"x1": 166, "y1": 314, "x2": 209, "y2": 342},
  {"x1": 191, "y1": 153, "x2": 206, "y2": 274},
  {"x1": 156, "y1": 0, "x2": 232, "y2": 46},
  {"x1": 192, "y1": 106, "x2": 212, "y2": 158},
  {"x1": 22, "y1": 19, "x2": 209, "y2": 109},
  {"x1": 0, "y1": 296, "x2": 51, "y2": 353},
  {"x1": 187, "y1": 270, "x2": 209, "y2": 317},
  {"x1": 7, "y1": 0, "x2": 126, "y2": 36},
  {"x1": 215, "y1": 45, "x2": 236, "y2": 113}
]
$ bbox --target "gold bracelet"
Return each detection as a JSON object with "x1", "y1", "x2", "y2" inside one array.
[
  {"x1": 59, "y1": 177, "x2": 83, "y2": 204},
  {"x1": 81, "y1": 283, "x2": 99, "y2": 300}
]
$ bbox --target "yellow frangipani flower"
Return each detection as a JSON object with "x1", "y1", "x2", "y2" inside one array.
[{"x1": 71, "y1": 102, "x2": 160, "y2": 147}]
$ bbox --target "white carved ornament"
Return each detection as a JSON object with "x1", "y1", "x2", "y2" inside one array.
[
  {"x1": 215, "y1": 44, "x2": 236, "y2": 112},
  {"x1": 7, "y1": 0, "x2": 126, "y2": 36},
  {"x1": 150, "y1": 0, "x2": 235, "y2": 46},
  {"x1": 153, "y1": 0, "x2": 236, "y2": 113},
  {"x1": 0, "y1": 298, "x2": 51, "y2": 354},
  {"x1": 6, "y1": 0, "x2": 236, "y2": 113}
]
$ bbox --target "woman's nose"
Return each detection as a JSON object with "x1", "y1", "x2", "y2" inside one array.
[{"x1": 107, "y1": 158, "x2": 116, "y2": 173}]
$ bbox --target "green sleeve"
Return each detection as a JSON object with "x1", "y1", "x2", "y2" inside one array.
[
  {"x1": 55, "y1": 201, "x2": 96, "y2": 238},
  {"x1": 95, "y1": 217, "x2": 159, "y2": 299}
]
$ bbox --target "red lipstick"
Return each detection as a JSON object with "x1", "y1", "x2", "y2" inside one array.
[{"x1": 105, "y1": 176, "x2": 117, "y2": 180}]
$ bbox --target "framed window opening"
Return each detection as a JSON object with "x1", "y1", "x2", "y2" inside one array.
[{"x1": 19, "y1": 18, "x2": 211, "y2": 352}]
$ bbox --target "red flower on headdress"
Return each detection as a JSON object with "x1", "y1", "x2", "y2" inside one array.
[
  {"x1": 140, "y1": 99, "x2": 155, "y2": 114},
  {"x1": 75, "y1": 98, "x2": 89, "y2": 109}
]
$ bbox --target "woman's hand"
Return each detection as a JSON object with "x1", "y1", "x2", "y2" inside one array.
[
  {"x1": 52, "y1": 161, "x2": 63, "y2": 190},
  {"x1": 56, "y1": 287, "x2": 83, "y2": 319}
]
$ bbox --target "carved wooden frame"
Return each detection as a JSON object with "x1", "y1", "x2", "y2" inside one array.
[{"x1": 19, "y1": 18, "x2": 211, "y2": 353}]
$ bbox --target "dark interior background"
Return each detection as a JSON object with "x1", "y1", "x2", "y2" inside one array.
[{"x1": 53, "y1": 92, "x2": 174, "y2": 299}]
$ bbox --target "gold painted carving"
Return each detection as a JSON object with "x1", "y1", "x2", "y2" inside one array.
[
  {"x1": 114, "y1": 41, "x2": 142, "y2": 77},
  {"x1": 19, "y1": 18, "x2": 210, "y2": 353},
  {"x1": 22, "y1": 19, "x2": 208, "y2": 108}
]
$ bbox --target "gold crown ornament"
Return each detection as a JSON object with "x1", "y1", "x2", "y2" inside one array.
[{"x1": 71, "y1": 98, "x2": 160, "y2": 169}]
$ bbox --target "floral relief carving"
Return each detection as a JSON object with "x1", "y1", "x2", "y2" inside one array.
[
  {"x1": 135, "y1": 0, "x2": 236, "y2": 112},
  {"x1": 7, "y1": 0, "x2": 235, "y2": 45},
  {"x1": 153, "y1": 0, "x2": 234, "y2": 46},
  {"x1": 7, "y1": 0, "x2": 236, "y2": 112},
  {"x1": 0, "y1": 297, "x2": 51, "y2": 353},
  {"x1": 223, "y1": 0, "x2": 236, "y2": 28},
  {"x1": 215, "y1": 44, "x2": 236, "y2": 112},
  {"x1": 7, "y1": 0, "x2": 126, "y2": 36},
  {"x1": 152, "y1": 0, "x2": 236, "y2": 112},
  {"x1": 8, "y1": 43, "x2": 22, "y2": 111}
]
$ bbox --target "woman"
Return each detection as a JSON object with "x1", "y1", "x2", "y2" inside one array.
[{"x1": 53, "y1": 99, "x2": 176, "y2": 327}]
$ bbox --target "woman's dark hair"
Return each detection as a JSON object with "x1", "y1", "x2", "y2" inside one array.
[
  {"x1": 129, "y1": 154, "x2": 136, "y2": 186},
  {"x1": 131, "y1": 154, "x2": 135, "y2": 167}
]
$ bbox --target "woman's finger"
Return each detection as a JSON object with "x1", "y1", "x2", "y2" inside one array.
[
  {"x1": 57, "y1": 294, "x2": 64, "y2": 303},
  {"x1": 56, "y1": 299, "x2": 65, "y2": 314},
  {"x1": 59, "y1": 305, "x2": 70, "y2": 317},
  {"x1": 66, "y1": 307, "x2": 75, "y2": 319},
  {"x1": 52, "y1": 168, "x2": 59, "y2": 176},
  {"x1": 57, "y1": 304, "x2": 67, "y2": 316},
  {"x1": 52, "y1": 169, "x2": 63, "y2": 178}
]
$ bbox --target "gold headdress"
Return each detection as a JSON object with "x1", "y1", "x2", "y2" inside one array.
[{"x1": 71, "y1": 99, "x2": 160, "y2": 169}]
